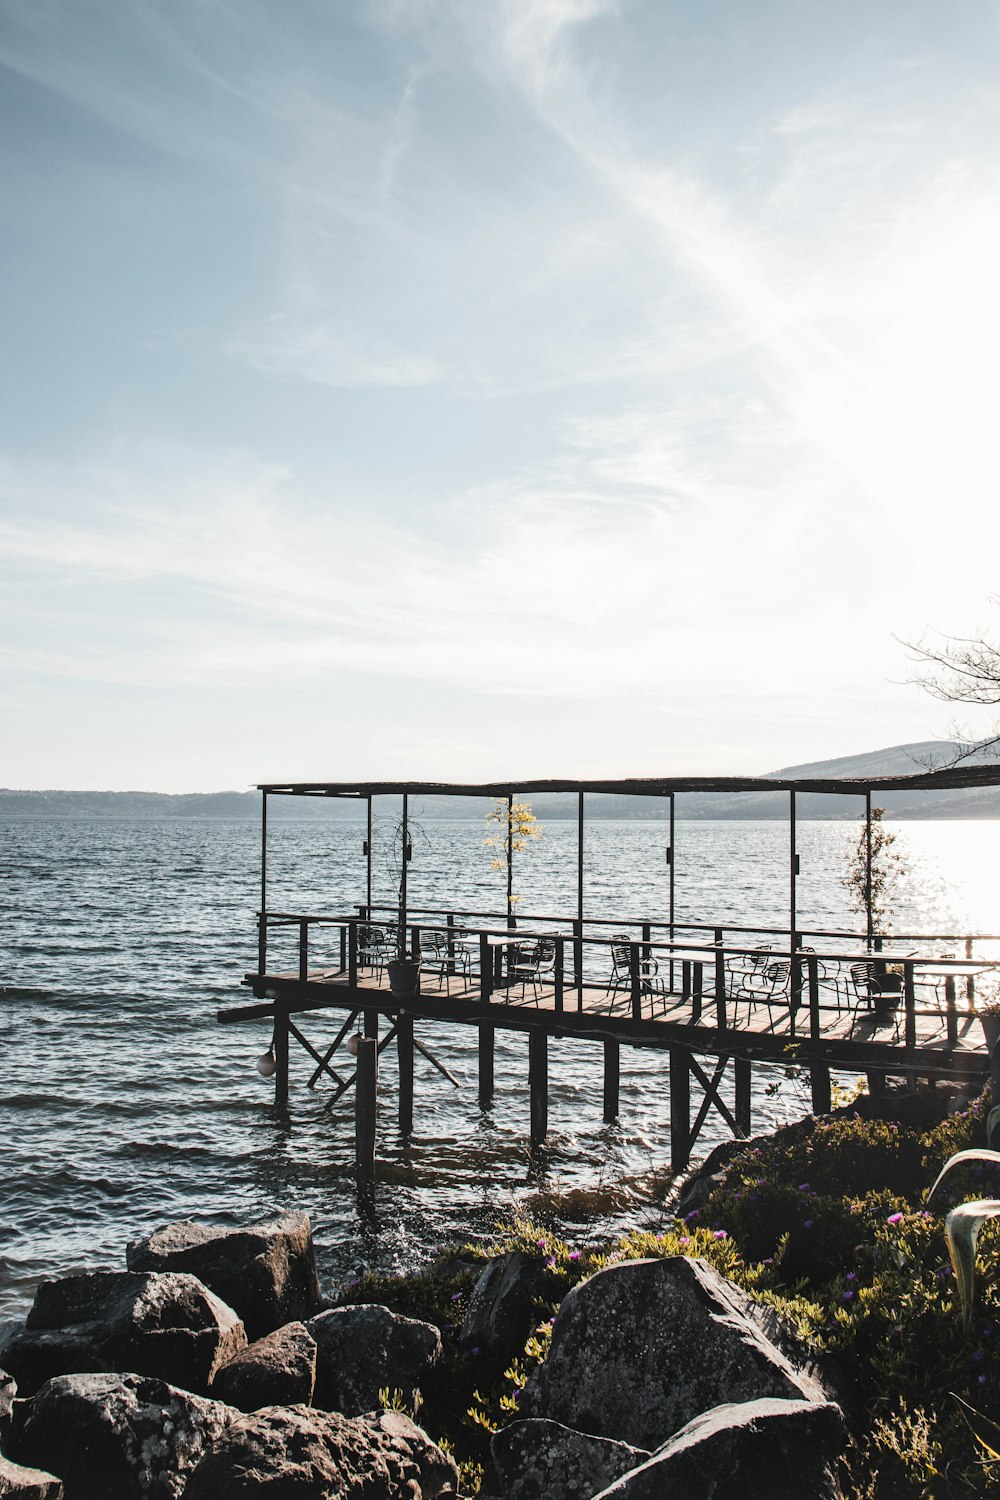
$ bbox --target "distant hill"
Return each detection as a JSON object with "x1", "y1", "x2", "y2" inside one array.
[{"x1": 3, "y1": 741, "x2": 999, "y2": 820}]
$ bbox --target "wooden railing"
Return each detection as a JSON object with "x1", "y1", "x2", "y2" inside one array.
[{"x1": 253, "y1": 907, "x2": 996, "y2": 1058}]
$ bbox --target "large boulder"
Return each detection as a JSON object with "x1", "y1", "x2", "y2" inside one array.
[
  {"x1": 9, "y1": 1372, "x2": 233, "y2": 1500},
  {"x1": 182, "y1": 1404, "x2": 459, "y2": 1498},
  {"x1": 521, "y1": 1257, "x2": 824, "y2": 1450},
  {"x1": 127, "y1": 1213, "x2": 323, "y2": 1341},
  {"x1": 591, "y1": 1397, "x2": 846, "y2": 1499},
  {"x1": 213, "y1": 1322, "x2": 317, "y2": 1412},
  {"x1": 0, "y1": 1454, "x2": 64, "y2": 1498},
  {"x1": 459, "y1": 1252, "x2": 546, "y2": 1367},
  {"x1": 492, "y1": 1418, "x2": 649, "y2": 1500},
  {"x1": 0, "y1": 1272, "x2": 245, "y2": 1396},
  {"x1": 307, "y1": 1305, "x2": 442, "y2": 1416}
]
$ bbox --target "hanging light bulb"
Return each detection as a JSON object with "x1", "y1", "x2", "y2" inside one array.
[{"x1": 257, "y1": 1047, "x2": 277, "y2": 1077}]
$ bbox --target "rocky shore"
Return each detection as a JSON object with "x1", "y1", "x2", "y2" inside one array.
[
  {"x1": 0, "y1": 1081, "x2": 989, "y2": 1499},
  {"x1": 0, "y1": 1199, "x2": 852, "y2": 1498}
]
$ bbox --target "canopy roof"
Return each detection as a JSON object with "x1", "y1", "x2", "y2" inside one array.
[{"x1": 258, "y1": 764, "x2": 1000, "y2": 799}]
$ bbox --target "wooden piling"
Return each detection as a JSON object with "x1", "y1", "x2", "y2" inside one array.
[
  {"x1": 529, "y1": 1029, "x2": 548, "y2": 1145},
  {"x1": 669, "y1": 1047, "x2": 690, "y2": 1172},
  {"x1": 355, "y1": 1036, "x2": 378, "y2": 1188},
  {"x1": 603, "y1": 1037, "x2": 620, "y2": 1121},
  {"x1": 397, "y1": 1013, "x2": 414, "y2": 1135},
  {"x1": 810, "y1": 1061, "x2": 831, "y2": 1115},
  {"x1": 274, "y1": 1005, "x2": 289, "y2": 1108},
  {"x1": 479, "y1": 1024, "x2": 495, "y2": 1107},
  {"x1": 735, "y1": 1055, "x2": 751, "y2": 1137}
]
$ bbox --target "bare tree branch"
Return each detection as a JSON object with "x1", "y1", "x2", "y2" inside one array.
[{"x1": 897, "y1": 597, "x2": 1000, "y2": 770}]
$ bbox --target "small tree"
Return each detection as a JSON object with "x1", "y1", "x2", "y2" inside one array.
[
  {"x1": 485, "y1": 797, "x2": 542, "y2": 921},
  {"x1": 843, "y1": 805, "x2": 905, "y2": 943}
]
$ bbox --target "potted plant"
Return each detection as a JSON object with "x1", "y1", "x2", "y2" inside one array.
[{"x1": 385, "y1": 801, "x2": 425, "y2": 997}]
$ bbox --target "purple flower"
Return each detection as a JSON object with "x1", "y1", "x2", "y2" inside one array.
[
  {"x1": 471, "y1": 1346, "x2": 481, "y2": 1355},
  {"x1": 536, "y1": 1238, "x2": 547, "y2": 1249},
  {"x1": 545, "y1": 1256, "x2": 556, "y2": 1269},
  {"x1": 972, "y1": 1351, "x2": 985, "y2": 1363},
  {"x1": 980, "y1": 1375, "x2": 988, "y2": 1386},
  {"x1": 451, "y1": 1292, "x2": 462, "y2": 1302},
  {"x1": 568, "y1": 1250, "x2": 581, "y2": 1262},
  {"x1": 846, "y1": 1272, "x2": 858, "y2": 1283},
  {"x1": 803, "y1": 1220, "x2": 814, "y2": 1230},
  {"x1": 684, "y1": 1210, "x2": 700, "y2": 1223},
  {"x1": 842, "y1": 1291, "x2": 854, "y2": 1302},
  {"x1": 798, "y1": 1183, "x2": 811, "y2": 1192},
  {"x1": 887, "y1": 1212, "x2": 904, "y2": 1225},
  {"x1": 713, "y1": 1230, "x2": 728, "y2": 1241},
  {"x1": 678, "y1": 1236, "x2": 690, "y2": 1247}
]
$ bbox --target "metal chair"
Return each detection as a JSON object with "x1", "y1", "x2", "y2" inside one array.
[
  {"x1": 849, "y1": 961, "x2": 901, "y2": 1040},
  {"x1": 358, "y1": 925, "x2": 391, "y2": 979},
  {"x1": 420, "y1": 929, "x2": 475, "y2": 991},
  {"x1": 728, "y1": 951, "x2": 787, "y2": 1027},
  {"x1": 605, "y1": 935, "x2": 666, "y2": 1010},
  {"x1": 510, "y1": 936, "x2": 556, "y2": 1003}
]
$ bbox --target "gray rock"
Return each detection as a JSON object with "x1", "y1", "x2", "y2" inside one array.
[
  {"x1": 10, "y1": 1372, "x2": 233, "y2": 1500},
  {"x1": 0, "y1": 1453, "x2": 64, "y2": 1499},
  {"x1": 590, "y1": 1397, "x2": 846, "y2": 1500},
  {"x1": 0, "y1": 1366, "x2": 16, "y2": 1440},
  {"x1": 182, "y1": 1404, "x2": 459, "y2": 1498},
  {"x1": 459, "y1": 1252, "x2": 545, "y2": 1365},
  {"x1": 127, "y1": 1213, "x2": 323, "y2": 1342},
  {"x1": 492, "y1": 1418, "x2": 649, "y2": 1500},
  {"x1": 307, "y1": 1304, "x2": 442, "y2": 1416},
  {"x1": 521, "y1": 1257, "x2": 824, "y2": 1450},
  {"x1": 213, "y1": 1321, "x2": 316, "y2": 1412},
  {"x1": 0, "y1": 1326, "x2": 109, "y2": 1398},
  {"x1": 1, "y1": 1271, "x2": 245, "y2": 1396}
]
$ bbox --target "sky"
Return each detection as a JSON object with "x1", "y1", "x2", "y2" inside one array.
[{"x1": 3, "y1": 0, "x2": 1000, "y2": 791}]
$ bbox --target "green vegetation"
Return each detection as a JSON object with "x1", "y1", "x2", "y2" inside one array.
[{"x1": 332, "y1": 1089, "x2": 1000, "y2": 1497}]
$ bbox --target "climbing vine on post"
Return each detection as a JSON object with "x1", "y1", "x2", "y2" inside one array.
[{"x1": 485, "y1": 797, "x2": 542, "y2": 921}]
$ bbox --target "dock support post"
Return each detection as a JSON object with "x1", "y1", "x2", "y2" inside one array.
[
  {"x1": 364, "y1": 1010, "x2": 378, "y2": 1041},
  {"x1": 867, "y1": 1069, "x2": 887, "y2": 1097},
  {"x1": 669, "y1": 1047, "x2": 690, "y2": 1172},
  {"x1": 529, "y1": 1030, "x2": 548, "y2": 1146},
  {"x1": 274, "y1": 1004, "x2": 289, "y2": 1108},
  {"x1": 735, "y1": 1055, "x2": 751, "y2": 1137},
  {"x1": 603, "y1": 1038, "x2": 620, "y2": 1122},
  {"x1": 810, "y1": 1061, "x2": 831, "y2": 1115},
  {"x1": 397, "y1": 1013, "x2": 414, "y2": 1135},
  {"x1": 479, "y1": 1024, "x2": 495, "y2": 1107},
  {"x1": 355, "y1": 1036, "x2": 377, "y2": 1189}
]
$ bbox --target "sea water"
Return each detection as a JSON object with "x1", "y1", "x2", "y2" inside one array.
[{"x1": 2, "y1": 816, "x2": 998, "y2": 1316}]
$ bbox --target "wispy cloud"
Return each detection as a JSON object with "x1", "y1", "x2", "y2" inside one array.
[{"x1": 234, "y1": 317, "x2": 441, "y2": 388}]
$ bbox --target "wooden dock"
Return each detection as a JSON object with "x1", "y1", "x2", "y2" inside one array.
[
  {"x1": 219, "y1": 772, "x2": 1000, "y2": 1180},
  {"x1": 221, "y1": 912, "x2": 991, "y2": 1173}
]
